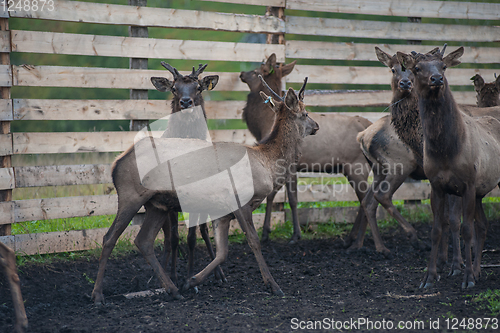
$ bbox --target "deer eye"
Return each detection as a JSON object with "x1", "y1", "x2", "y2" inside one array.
[
  {"x1": 391, "y1": 68, "x2": 395, "y2": 73},
  {"x1": 414, "y1": 66, "x2": 420, "y2": 73},
  {"x1": 443, "y1": 65, "x2": 447, "y2": 70}
]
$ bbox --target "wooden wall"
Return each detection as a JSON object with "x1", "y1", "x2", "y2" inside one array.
[{"x1": 0, "y1": 0, "x2": 499, "y2": 254}]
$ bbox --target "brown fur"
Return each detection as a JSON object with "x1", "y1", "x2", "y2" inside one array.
[{"x1": 471, "y1": 74, "x2": 500, "y2": 107}]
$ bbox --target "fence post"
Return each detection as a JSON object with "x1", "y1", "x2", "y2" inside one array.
[
  {"x1": 128, "y1": 0, "x2": 148, "y2": 225},
  {"x1": 0, "y1": 10, "x2": 12, "y2": 236}
]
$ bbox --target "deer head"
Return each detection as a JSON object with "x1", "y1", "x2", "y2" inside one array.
[
  {"x1": 258, "y1": 76, "x2": 319, "y2": 138},
  {"x1": 375, "y1": 47, "x2": 416, "y2": 93},
  {"x1": 471, "y1": 74, "x2": 500, "y2": 107},
  {"x1": 239, "y1": 53, "x2": 296, "y2": 95},
  {"x1": 397, "y1": 45, "x2": 464, "y2": 95},
  {"x1": 151, "y1": 62, "x2": 219, "y2": 112}
]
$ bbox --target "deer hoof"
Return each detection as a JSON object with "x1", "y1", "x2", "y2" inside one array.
[
  {"x1": 92, "y1": 292, "x2": 105, "y2": 306},
  {"x1": 449, "y1": 268, "x2": 462, "y2": 277},
  {"x1": 461, "y1": 281, "x2": 475, "y2": 289},
  {"x1": 172, "y1": 293, "x2": 184, "y2": 300}
]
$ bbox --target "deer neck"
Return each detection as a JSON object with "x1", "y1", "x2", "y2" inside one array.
[
  {"x1": 390, "y1": 91, "x2": 423, "y2": 165},
  {"x1": 418, "y1": 84, "x2": 465, "y2": 163}
]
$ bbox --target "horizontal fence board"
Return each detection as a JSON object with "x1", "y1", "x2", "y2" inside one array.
[
  {"x1": 12, "y1": 129, "x2": 254, "y2": 154},
  {"x1": 0, "y1": 99, "x2": 12, "y2": 120},
  {"x1": 200, "y1": 0, "x2": 285, "y2": 6},
  {"x1": 15, "y1": 164, "x2": 112, "y2": 188},
  {"x1": 11, "y1": 30, "x2": 286, "y2": 62},
  {"x1": 12, "y1": 65, "x2": 249, "y2": 91},
  {"x1": 286, "y1": 16, "x2": 500, "y2": 42},
  {"x1": 0, "y1": 30, "x2": 9, "y2": 52},
  {"x1": 0, "y1": 134, "x2": 12, "y2": 156},
  {"x1": 9, "y1": 0, "x2": 284, "y2": 34},
  {"x1": 13, "y1": 99, "x2": 246, "y2": 120},
  {"x1": 1, "y1": 212, "x2": 285, "y2": 255},
  {"x1": 289, "y1": 65, "x2": 498, "y2": 86},
  {"x1": 0, "y1": 167, "x2": 14, "y2": 190},
  {"x1": 287, "y1": 0, "x2": 500, "y2": 21},
  {"x1": 13, "y1": 65, "x2": 490, "y2": 90},
  {"x1": 287, "y1": 41, "x2": 500, "y2": 64}
]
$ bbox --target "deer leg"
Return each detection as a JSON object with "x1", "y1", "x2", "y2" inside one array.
[
  {"x1": 160, "y1": 218, "x2": 172, "y2": 272},
  {"x1": 186, "y1": 213, "x2": 200, "y2": 280},
  {"x1": 437, "y1": 195, "x2": 451, "y2": 272},
  {"x1": 286, "y1": 173, "x2": 301, "y2": 244},
  {"x1": 446, "y1": 195, "x2": 463, "y2": 276},
  {"x1": 199, "y1": 219, "x2": 226, "y2": 283},
  {"x1": 261, "y1": 190, "x2": 278, "y2": 243},
  {"x1": 134, "y1": 203, "x2": 182, "y2": 300},
  {"x1": 92, "y1": 201, "x2": 144, "y2": 304},
  {"x1": 0, "y1": 243, "x2": 28, "y2": 333},
  {"x1": 344, "y1": 172, "x2": 369, "y2": 248},
  {"x1": 234, "y1": 206, "x2": 284, "y2": 296},
  {"x1": 183, "y1": 216, "x2": 231, "y2": 291},
  {"x1": 421, "y1": 186, "x2": 446, "y2": 288},
  {"x1": 461, "y1": 187, "x2": 476, "y2": 289},
  {"x1": 169, "y1": 213, "x2": 179, "y2": 286},
  {"x1": 472, "y1": 197, "x2": 488, "y2": 281}
]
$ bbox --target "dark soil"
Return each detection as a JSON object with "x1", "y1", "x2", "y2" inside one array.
[{"x1": 1, "y1": 220, "x2": 500, "y2": 333}]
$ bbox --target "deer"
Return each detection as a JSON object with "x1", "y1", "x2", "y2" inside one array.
[
  {"x1": 0, "y1": 242, "x2": 28, "y2": 333},
  {"x1": 240, "y1": 54, "x2": 372, "y2": 244},
  {"x1": 91, "y1": 76, "x2": 318, "y2": 303},
  {"x1": 397, "y1": 46, "x2": 500, "y2": 289},
  {"x1": 471, "y1": 74, "x2": 500, "y2": 107}
]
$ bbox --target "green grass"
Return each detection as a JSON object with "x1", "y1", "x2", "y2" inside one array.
[{"x1": 473, "y1": 289, "x2": 500, "y2": 316}]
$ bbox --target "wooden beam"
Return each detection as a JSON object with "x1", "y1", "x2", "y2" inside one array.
[
  {"x1": 9, "y1": 0, "x2": 285, "y2": 34},
  {"x1": 0, "y1": 167, "x2": 14, "y2": 190},
  {"x1": 200, "y1": 0, "x2": 285, "y2": 6},
  {"x1": 286, "y1": 41, "x2": 500, "y2": 64},
  {"x1": 286, "y1": 16, "x2": 500, "y2": 42},
  {"x1": 286, "y1": 0, "x2": 500, "y2": 21},
  {"x1": 11, "y1": 30, "x2": 285, "y2": 62}
]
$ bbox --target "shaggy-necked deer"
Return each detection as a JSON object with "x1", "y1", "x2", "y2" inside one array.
[
  {"x1": 150, "y1": 62, "x2": 225, "y2": 286},
  {"x1": 240, "y1": 54, "x2": 372, "y2": 244},
  {"x1": 92, "y1": 77, "x2": 318, "y2": 302},
  {"x1": 0, "y1": 242, "x2": 28, "y2": 333},
  {"x1": 471, "y1": 74, "x2": 500, "y2": 107},
  {"x1": 398, "y1": 46, "x2": 500, "y2": 289}
]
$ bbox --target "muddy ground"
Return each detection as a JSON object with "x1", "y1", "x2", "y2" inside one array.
[{"x1": 1, "y1": 220, "x2": 500, "y2": 333}]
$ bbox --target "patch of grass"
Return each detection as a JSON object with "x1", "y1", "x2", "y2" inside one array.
[
  {"x1": 11, "y1": 215, "x2": 116, "y2": 235},
  {"x1": 473, "y1": 289, "x2": 500, "y2": 316}
]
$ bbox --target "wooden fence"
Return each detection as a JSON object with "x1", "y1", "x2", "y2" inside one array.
[{"x1": 0, "y1": 0, "x2": 499, "y2": 254}]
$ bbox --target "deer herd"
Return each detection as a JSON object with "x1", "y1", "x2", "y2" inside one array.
[{"x1": 2, "y1": 44, "x2": 500, "y2": 332}]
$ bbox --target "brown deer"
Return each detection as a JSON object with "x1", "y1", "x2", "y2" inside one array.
[
  {"x1": 92, "y1": 77, "x2": 318, "y2": 302},
  {"x1": 398, "y1": 46, "x2": 500, "y2": 289},
  {"x1": 240, "y1": 54, "x2": 372, "y2": 244},
  {"x1": 0, "y1": 242, "x2": 28, "y2": 333},
  {"x1": 151, "y1": 62, "x2": 225, "y2": 287},
  {"x1": 471, "y1": 74, "x2": 500, "y2": 107}
]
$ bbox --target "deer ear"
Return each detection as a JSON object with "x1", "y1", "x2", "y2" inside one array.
[
  {"x1": 396, "y1": 52, "x2": 415, "y2": 71},
  {"x1": 284, "y1": 87, "x2": 299, "y2": 111},
  {"x1": 200, "y1": 75, "x2": 219, "y2": 91},
  {"x1": 263, "y1": 53, "x2": 277, "y2": 75},
  {"x1": 375, "y1": 47, "x2": 393, "y2": 68},
  {"x1": 443, "y1": 47, "x2": 464, "y2": 68},
  {"x1": 151, "y1": 77, "x2": 174, "y2": 92},
  {"x1": 471, "y1": 74, "x2": 485, "y2": 92},
  {"x1": 259, "y1": 91, "x2": 277, "y2": 110},
  {"x1": 281, "y1": 60, "x2": 297, "y2": 77},
  {"x1": 495, "y1": 74, "x2": 500, "y2": 90}
]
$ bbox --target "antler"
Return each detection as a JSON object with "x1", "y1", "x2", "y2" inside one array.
[
  {"x1": 440, "y1": 43, "x2": 447, "y2": 57},
  {"x1": 259, "y1": 75, "x2": 284, "y2": 101},
  {"x1": 161, "y1": 61, "x2": 180, "y2": 80},
  {"x1": 191, "y1": 64, "x2": 208, "y2": 79},
  {"x1": 298, "y1": 77, "x2": 308, "y2": 100}
]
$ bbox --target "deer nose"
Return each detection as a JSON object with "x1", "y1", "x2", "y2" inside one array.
[
  {"x1": 399, "y1": 79, "x2": 412, "y2": 90},
  {"x1": 430, "y1": 74, "x2": 443, "y2": 86},
  {"x1": 180, "y1": 97, "x2": 193, "y2": 109}
]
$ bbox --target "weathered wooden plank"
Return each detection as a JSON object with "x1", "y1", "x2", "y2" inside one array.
[
  {"x1": 0, "y1": 211, "x2": 285, "y2": 255},
  {"x1": 200, "y1": 0, "x2": 285, "y2": 6},
  {"x1": 12, "y1": 65, "x2": 249, "y2": 91},
  {"x1": 13, "y1": 99, "x2": 246, "y2": 120},
  {"x1": 286, "y1": 16, "x2": 500, "y2": 42},
  {"x1": 0, "y1": 30, "x2": 9, "y2": 52},
  {"x1": 11, "y1": 30, "x2": 286, "y2": 62},
  {"x1": 15, "y1": 164, "x2": 112, "y2": 188},
  {"x1": 11, "y1": 129, "x2": 253, "y2": 154},
  {"x1": 286, "y1": 41, "x2": 500, "y2": 64},
  {"x1": 303, "y1": 90, "x2": 477, "y2": 107},
  {"x1": 289, "y1": 65, "x2": 498, "y2": 86},
  {"x1": 0, "y1": 4, "x2": 7, "y2": 19},
  {"x1": 0, "y1": 64, "x2": 11, "y2": 87},
  {"x1": 0, "y1": 134, "x2": 12, "y2": 156},
  {"x1": 287, "y1": 0, "x2": 500, "y2": 21},
  {"x1": 0, "y1": 167, "x2": 14, "y2": 190},
  {"x1": 9, "y1": 0, "x2": 285, "y2": 34},
  {"x1": 0, "y1": 200, "x2": 13, "y2": 224},
  {"x1": 0, "y1": 99, "x2": 12, "y2": 120}
]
